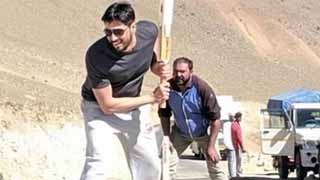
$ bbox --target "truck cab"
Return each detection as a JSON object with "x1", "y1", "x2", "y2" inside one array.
[{"x1": 260, "y1": 90, "x2": 320, "y2": 180}]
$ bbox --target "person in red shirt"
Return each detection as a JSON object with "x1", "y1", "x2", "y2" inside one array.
[{"x1": 231, "y1": 112, "x2": 246, "y2": 177}]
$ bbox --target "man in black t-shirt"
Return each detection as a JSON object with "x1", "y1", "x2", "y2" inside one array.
[{"x1": 80, "y1": 3, "x2": 170, "y2": 180}]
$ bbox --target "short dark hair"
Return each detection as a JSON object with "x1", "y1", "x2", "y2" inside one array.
[
  {"x1": 173, "y1": 57, "x2": 193, "y2": 70},
  {"x1": 235, "y1": 112, "x2": 242, "y2": 118},
  {"x1": 101, "y1": 2, "x2": 135, "y2": 26}
]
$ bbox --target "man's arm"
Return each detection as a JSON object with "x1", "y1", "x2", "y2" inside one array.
[
  {"x1": 231, "y1": 123, "x2": 237, "y2": 149},
  {"x1": 207, "y1": 119, "x2": 221, "y2": 162},
  {"x1": 151, "y1": 35, "x2": 160, "y2": 75},
  {"x1": 240, "y1": 142, "x2": 245, "y2": 152},
  {"x1": 238, "y1": 127, "x2": 246, "y2": 152},
  {"x1": 93, "y1": 83, "x2": 168, "y2": 114},
  {"x1": 231, "y1": 123, "x2": 245, "y2": 152},
  {"x1": 158, "y1": 101, "x2": 172, "y2": 136},
  {"x1": 208, "y1": 119, "x2": 221, "y2": 148},
  {"x1": 150, "y1": 36, "x2": 170, "y2": 79},
  {"x1": 160, "y1": 116, "x2": 171, "y2": 136},
  {"x1": 195, "y1": 77, "x2": 221, "y2": 161}
]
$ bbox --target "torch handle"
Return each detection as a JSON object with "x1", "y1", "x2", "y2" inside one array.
[{"x1": 159, "y1": 29, "x2": 172, "y2": 109}]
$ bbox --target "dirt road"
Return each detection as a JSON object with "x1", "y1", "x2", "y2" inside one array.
[
  {"x1": 1, "y1": 122, "x2": 319, "y2": 180},
  {"x1": 177, "y1": 149, "x2": 319, "y2": 180}
]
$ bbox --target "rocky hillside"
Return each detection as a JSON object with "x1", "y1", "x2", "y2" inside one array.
[{"x1": 1, "y1": 0, "x2": 319, "y2": 120}]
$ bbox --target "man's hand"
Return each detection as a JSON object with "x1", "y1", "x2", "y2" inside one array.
[
  {"x1": 207, "y1": 145, "x2": 220, "y2": 163},
  {"x1": 162, "y1": 136, "x2": 173, "y2": 151},
  {"x1": 161, "y1": 136, "x2": 172, "y2": 180},
  {"x1": 153, "y1": 82, "x2": 170, "y2": 103},
  {"x1": 154, "y1": 61, "x2": 171, "y2": 80},
  {"x1": 240, "y1": 144, "x2": 246, "y2": 153}
]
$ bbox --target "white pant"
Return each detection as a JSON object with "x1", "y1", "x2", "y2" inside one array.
[
  {"x1": 80, "y1": 100, "x2": 161, "y2": 180},
  {"x1": 227, "y1": 149, "x2": 242, "y2": 178}
]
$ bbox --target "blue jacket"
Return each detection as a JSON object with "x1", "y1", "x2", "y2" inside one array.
[{"x1": 158, "y1": 75, "x2": 220, "y2": 138}]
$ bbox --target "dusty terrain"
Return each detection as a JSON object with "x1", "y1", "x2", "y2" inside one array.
[{"x1": 1, "y1": 0, "x2": 320, "y2": 179}]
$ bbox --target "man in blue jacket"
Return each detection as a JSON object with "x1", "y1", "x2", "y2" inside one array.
[{"x1": 158, "y1": 57, "x2": 226, "y2": 180}]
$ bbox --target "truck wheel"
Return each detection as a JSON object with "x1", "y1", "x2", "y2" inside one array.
[
  {"x1": 278, "y1": 156, "x2": 289, "y2": 179},
  {"x1": 296, "y1": 152, "x2": 307, "y2": 180}
]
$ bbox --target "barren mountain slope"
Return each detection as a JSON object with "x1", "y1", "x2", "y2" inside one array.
[
  {"x1": 1, "y1": 0, "x2": 320, "y2": 119},
  {"x1": 0, "y1": 0, "x2": 319, "y2": 149},
  {"x1": 0, "y1": 0, "x2": 319, "y2": 155}
]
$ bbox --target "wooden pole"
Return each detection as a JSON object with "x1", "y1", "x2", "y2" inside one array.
[
  {"x1": 159, "y1": 0, "x2": 174, "y2": 108},
  {"x1": 159, "y1": 1, "x2": 174, "y2": 180}
]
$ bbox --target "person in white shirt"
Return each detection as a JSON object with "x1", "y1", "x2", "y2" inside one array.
[{"x1": 223, "y1": 113, "x2": 236, "y2": 178}]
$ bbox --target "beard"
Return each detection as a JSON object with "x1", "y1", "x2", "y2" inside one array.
[{"x1": 174, "y1": 75, "x2": 189, "y2": 86}]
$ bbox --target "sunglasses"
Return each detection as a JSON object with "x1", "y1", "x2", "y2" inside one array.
[{"x1": 104, "y1": 27, "x2": 128, "y2": 37}]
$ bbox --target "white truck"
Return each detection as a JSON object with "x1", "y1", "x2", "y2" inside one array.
[
  {"x1": 260, "y1": 89, "x2": 320, "y2": 180},
  {"x1": 192, "y1": 96, "x2": 241, "y2": 160}
]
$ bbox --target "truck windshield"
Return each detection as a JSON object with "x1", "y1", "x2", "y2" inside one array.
[{"x1": 296, "y1": 109, "x2": 320, "y2": 128}]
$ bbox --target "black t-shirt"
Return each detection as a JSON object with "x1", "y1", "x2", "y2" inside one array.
[{"x1": 81, "y1": 21, "x2": 158, "y2": 101}]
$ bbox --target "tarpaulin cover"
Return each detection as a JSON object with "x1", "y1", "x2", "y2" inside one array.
[{"x1": 267, "y1": 89, "x2": 320, "y2": 113}]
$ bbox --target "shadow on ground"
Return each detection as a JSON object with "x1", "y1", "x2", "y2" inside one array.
[
  {"x1": 180, "y1": 154, "x2": 205, "y2": 161},
  {"x1": 180, "y1": 154, "x2": 228, "y2": 161},
  {"x1": 232, "y1": 173, "x2": 318, "y2": 180},
  {"x1": 178, "y1": 177, "x2": 298, "y2": 180},
  {"x1": 231, "y1": 177, "x2": 296, "y2": 180}
]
